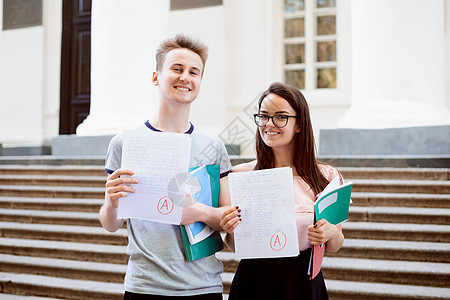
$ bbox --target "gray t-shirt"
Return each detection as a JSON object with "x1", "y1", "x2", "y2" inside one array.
[{"x1": 105, "y1": 121, "x2": 232, "y2": 296}]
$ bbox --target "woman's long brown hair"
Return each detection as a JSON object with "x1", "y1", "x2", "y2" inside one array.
[{"x1": 254, "y1": 82, "x2": 329, "y2": 195}]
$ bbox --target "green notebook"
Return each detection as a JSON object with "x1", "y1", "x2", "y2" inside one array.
[
  {"x1": 180, "y1": 164, "x2": 224, "y2": 261},
  {"x1": 314, "y1": 177, "x2": 352, "y2": 225}
]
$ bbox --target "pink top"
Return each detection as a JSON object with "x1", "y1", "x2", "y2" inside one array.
[{"x1": 294, "y1": 164, "x2": 341, "y2": 251}]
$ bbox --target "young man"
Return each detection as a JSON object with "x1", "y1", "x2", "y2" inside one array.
[{"x1": 100, "y1": 34, "x2": 232, "y2": 299}]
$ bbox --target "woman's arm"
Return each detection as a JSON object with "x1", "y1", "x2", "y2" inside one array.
[
  {"x1": 307, "y1": 219, "x2": 344, "y2": 253},
  {"x1": 308, "y1": 165, "x2": 346, "y2": 252},
  {"x1": 220, "y1": 205, "x2": 241, "y2": 252},
  {"x1": 216, "y1": 162, "x2": 255, "y2": 251},
  {"x1": 180, "y1": 175, "x2": 232, "y2": 231}
]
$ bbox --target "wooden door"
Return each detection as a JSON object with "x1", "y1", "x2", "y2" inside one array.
[{"x1": 59, "y1": 0, "x2": 91, "y2": 134}]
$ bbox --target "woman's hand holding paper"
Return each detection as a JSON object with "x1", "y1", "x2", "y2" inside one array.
[
  {"x1": 307, "y1": 219, "x2": 344, "y2": 252},
  {"x1": 220, "y1": 206, "x2": 241, "y2": 234},
  {"x1": 181, "y1": 202, "x2": 229, "y2": 232}
]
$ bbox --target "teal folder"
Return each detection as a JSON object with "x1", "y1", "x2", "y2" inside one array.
[
  {"x1": 314, "y1": 181, "x2": 352, "y2": 225},
  {"x1": 180, "y1": 164, "x2": 224, "y2": 261}
]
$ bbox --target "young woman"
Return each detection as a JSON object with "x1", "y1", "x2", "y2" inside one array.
[{"x1": 220, "y1": 82, "x2": 345, "y2": 300}]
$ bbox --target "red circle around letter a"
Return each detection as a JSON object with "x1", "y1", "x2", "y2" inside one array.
[
  {"x1": 270, "y1": 231, "x2": 287, "y2": 251},
  {"x1": 157, "y1": 196, "x2": 174, "y2": 215}
]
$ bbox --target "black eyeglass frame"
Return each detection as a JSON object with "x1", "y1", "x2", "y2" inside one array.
[{"x1": 253, "y1": 113, "x2": 299, "y2": 128}]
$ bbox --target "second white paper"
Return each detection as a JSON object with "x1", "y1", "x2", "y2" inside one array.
[
  {"x1": 118, "y1": 130, "x2": 191, "y2": 224},
  {"x1": 229, "y1": 167, "x2": 299, "y2": 259}
]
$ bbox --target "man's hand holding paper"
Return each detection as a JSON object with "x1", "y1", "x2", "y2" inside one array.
[
  {"x1": 118, "y1": 130, "x2": 192, "y2": 224},
  {"x1": 105, "y1": 168, "x2": 138, "y2": 208}
]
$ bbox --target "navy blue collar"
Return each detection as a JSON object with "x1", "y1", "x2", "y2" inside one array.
[{"x1": 144, "y1": 120, "x2": 194, "y2": 134}]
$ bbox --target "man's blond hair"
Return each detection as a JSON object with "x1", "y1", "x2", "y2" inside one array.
[{"x1": 155, "y1": 33, "x2": 208, "y2": 76}]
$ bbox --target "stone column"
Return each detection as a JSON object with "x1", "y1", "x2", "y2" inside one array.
[
  {"x1": 338, "y1": 0, "x2": 450, "y2": 128},
  {"x1": 76, "y1": 0, "x2": 169, "y2": 136},
  {"x1": 42, "y1": 0, "x2": 62, "y2": 145}
]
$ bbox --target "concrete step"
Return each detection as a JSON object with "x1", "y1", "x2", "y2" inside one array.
[
  {"x1": 0, "y1": 222, "x2": 127, "y2": 245},
  {"x1": 3, "y1": 220, "x2": 447, "y2": 263},
  {"x1": 325, "y1": 279, "x2": 450, "y2": 300},
  {"x1": 4, "y1": 192, "x2": 447, "y2": 215},
  {"x1": 2, "y1": 205, "x2": 447, "y2": 230},
  {"x1": 329, "y1": 239, "x2": 450, "y2": 263},
  {"x1": 0, "y1": 165, "x2": 106, "y2": 176},
  {"x1": 0, "y1": 254, "x2": 126, "y2": 283},
  {"x1": 0, "y1": 156, "x2": 105, "y2": 166},
  {"x1": 351, "y1": 179, "x2": 450, "y2": 194},
  {"x1": 351, "y1": 192, "x2": 450, "y2": 208},
  {"x1": 1, "y1": 192, "x2": 448, "y2": 216},
  {"x1": 217, "y1": 238, "x2": 450, "y2": 269},
  {"x1": 0, "y1": 196, "x2": 102, "y2": 212},
  {"x1": 220, "y1": 272, "x2": 233, "y2": 295},
  {"x1": 1, "y1": 155, "x2": 447, "y2": 168},
  {"x1": 349, "y1": 206, "x2": 450, "y2": 225},
  {"x1": 0, "y1": 209, "x2": 101, "y2": 226},
  {"x1": 0, "y1": 175, "x2": 106, "y2": 187},
  {"x1": 220, "y1": 272, "x2": 450, "y2": 299},
  {"x1": 0, "y1": 294, "x2": 61, "y2": 299},
  {"x1": 3, "y1": 219, "x2": 447, "y2": 249},
  {"x1": 2, "y1": 176, "x2": 449, "y2": 196},
  {"x1": 319, "y1": 155, "x2": 450, "y2": 169},
  {"x1": 0, "y1": 157, "x2": 447, "y2": 299},
  {"x1": 0, "y1": 185, "x2": 104, "y2": 199},
  {"x1": 0, "y1": 238, "x2": 127, "y2": 264},
  {"x1": 0, "y1": 155, "x2": 248, "y2": 167},
  {"x1": 0, "y1": 165, "x2": 447, "y2": 180},
  {"x1": 342, "y1": 222, "x2": 450, "y2": 243},
  {"x1": 2, "y1": 220, "x2": 447, "y2": 264},
  {"x1": 0, "y1": 272, "x2": 123, "y2": 300},
  {"x1": 6, "y1": 179, "x2": 446, "y2": 198},
  {"x1": 321, "y1": 257, "x2": 450, "y2": 288},
  {"x1": 340, "y1": 167, "x2": 449, "y2": 181}
]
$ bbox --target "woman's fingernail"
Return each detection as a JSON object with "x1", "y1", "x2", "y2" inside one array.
[{"x1": 238, "y1": 214, "x2": 241, "y2": 218}]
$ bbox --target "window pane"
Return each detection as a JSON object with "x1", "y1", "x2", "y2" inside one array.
[
  {"x1": 316, "y1": 0, "x2": 336, "y2": 8},
  {"x1": 285, "y1": 17, "x2": 304, "y2": 38},
  {"x1": 317, "y1": 41, "x2": 336, "y2": 62},
  {"x1": 285, "y1": 70, "x2": 305, "y2": 89},
  {"x1": 317, "y1": 68, "x2": 336, "y2": 88},
  {"x1": 283, "y1": 0, "x2": 305, "y2": 13},
  {"x1": 317, "y1": 15, "x2": 336, "y2": 35},
  {"x1": 285, "y1": 44, "x2": 305, "y2": 64}
]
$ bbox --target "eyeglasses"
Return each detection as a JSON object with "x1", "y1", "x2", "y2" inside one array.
[{"x1": 253, "y1": 114, "x2": 299, "y2": 128}]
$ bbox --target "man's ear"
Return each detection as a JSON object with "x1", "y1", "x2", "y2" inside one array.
[{"x1": 152, "y1": 72, "x2": 159, "y2": 86}]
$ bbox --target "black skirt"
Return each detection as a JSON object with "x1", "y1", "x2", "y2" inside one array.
[{"x1": 228, "y1": 248, "x2": 328, "y2": 300}]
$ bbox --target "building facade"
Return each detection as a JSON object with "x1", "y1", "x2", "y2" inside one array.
[{"x1": 1, "y1": 0, "x2": 450, "y2": 156}]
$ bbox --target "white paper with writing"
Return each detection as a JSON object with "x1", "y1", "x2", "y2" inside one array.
[
  {"x1": 118, "y1": 130, "x2": 191, "y2": 224},
  {"x1": 229, "y1": 167, "x2": 299, "y2": 259}
]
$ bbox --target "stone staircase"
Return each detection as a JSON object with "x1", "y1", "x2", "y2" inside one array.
[{"x1": 0, "y1": 156, "x2": 449, "y2": 299}]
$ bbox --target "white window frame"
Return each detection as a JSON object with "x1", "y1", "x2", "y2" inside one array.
[{"x1": 278, "y1": 0, "x2": 351, "y2": 106}]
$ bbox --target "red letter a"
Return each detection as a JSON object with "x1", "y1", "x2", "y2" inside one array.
[
  {"x1": 273, "y1": 234, "x2": 281, "y2": 247},
  {"x1": 160, "y1": 199, "x2": 169, "y2": 211}
]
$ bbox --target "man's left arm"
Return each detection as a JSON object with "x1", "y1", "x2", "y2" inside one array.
[
  {"x1": 180, "y1": 176, "x2": 229, "y2": 231},
  {"x1": 181, "y1": 137, "x2": 232, "y2": 230}
]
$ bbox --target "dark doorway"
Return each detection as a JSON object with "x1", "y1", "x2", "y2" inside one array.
[{"x1": 59, "y1": 0, "x2": 91, "y2": 134}]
